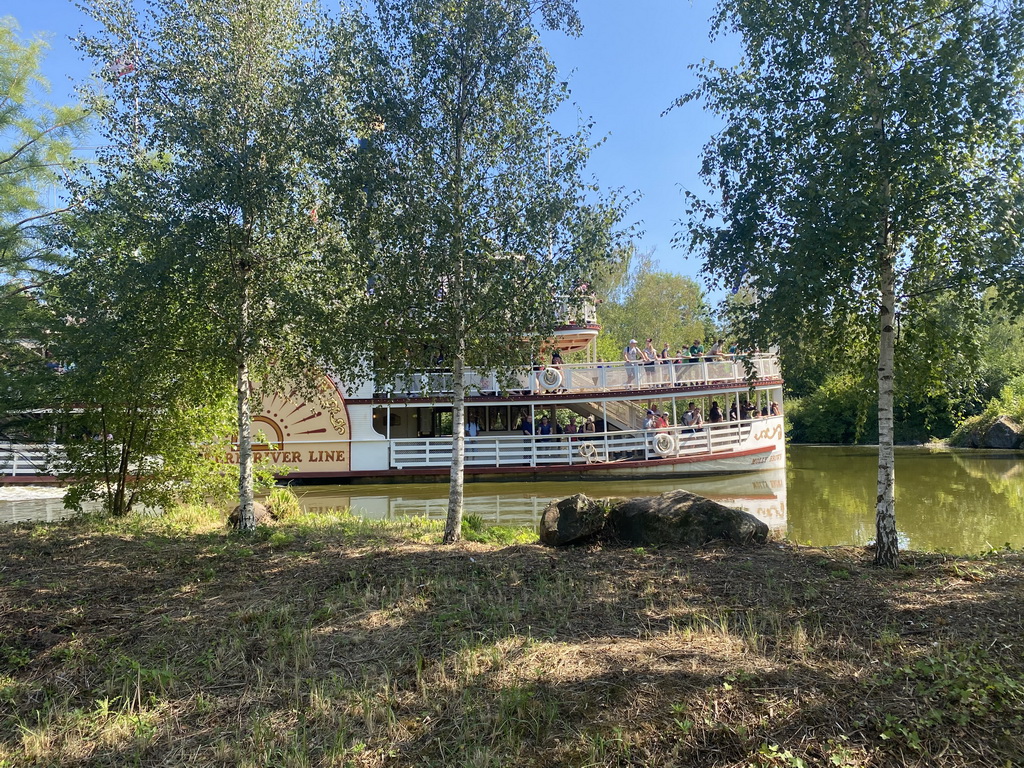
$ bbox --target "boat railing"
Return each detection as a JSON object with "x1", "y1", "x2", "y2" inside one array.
[
  {"x1": 0, "y1": 444, "x2": 52, "y2": 478},
  {"x1": 551, "y1": 295, "x2": 598, "y2": 326},
  {"x1": 388, "y1": 417, "x2": 781, "y2": 469},
  {"x1": 382, "y1": 354, "x2": 781, "y2": 398}
]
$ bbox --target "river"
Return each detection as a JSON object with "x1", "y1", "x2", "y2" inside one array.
[{"x1": 3, "y1": 446, "x2": 1023, "y2": 553}]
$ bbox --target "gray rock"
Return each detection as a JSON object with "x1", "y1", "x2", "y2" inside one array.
[
  {"x1": 608, "y1": 490, "x2": 769, "y2": 547},
  {"x1": 980, "y1": 416, "x2": 1023, "y2": 449},
  {"x1": 539, "y1": 493, "x2": 612, "y2": 546},
  {"x1": 228, "y1": 501, "x2": 272, "y2": 529}
]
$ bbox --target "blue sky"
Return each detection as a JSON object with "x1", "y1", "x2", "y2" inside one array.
[{"x1": 11, "y1": 0, "x2": 739, "y2": 299}]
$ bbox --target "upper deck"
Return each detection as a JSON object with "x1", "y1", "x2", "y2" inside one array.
[{"x1": 366, "y1": 354, "x2": 782, "y2": 402}]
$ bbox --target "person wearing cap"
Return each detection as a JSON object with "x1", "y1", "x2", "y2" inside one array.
[
  {"x1": 623, "y1": 339, "x2": 647, "y2": 387},
  {"x1": 643, "y1": 409, "x2": 656, "y2": 430},
  {"x1": 584, "y1": 415, "x2": 596, "y2": 434}
]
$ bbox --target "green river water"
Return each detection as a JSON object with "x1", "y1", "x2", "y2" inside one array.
[
  {"x1": 291, "y1": 445, "x2": 1024, "y2": 554},
  {"x1": 3, "y1": 446, "x2": 1022, "y2": 553}
]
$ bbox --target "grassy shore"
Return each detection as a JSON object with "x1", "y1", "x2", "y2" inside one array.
[{"x1": 1, "y1": 504, "x2": 1023, "y2": 768}]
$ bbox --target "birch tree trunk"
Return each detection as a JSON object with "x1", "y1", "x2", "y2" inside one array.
[
  {"x1": 875, "y1": 241, "x2": 899, "y2": 567},
  {"x1": 236, "y1": 287, "x2": 256, "y2": 530},
  {"x1": 444, "y1": 348, "x2": 466, "y2": 544},
  {"x1": 856, "y1": 0, "x2": 899, "y2": 567}
]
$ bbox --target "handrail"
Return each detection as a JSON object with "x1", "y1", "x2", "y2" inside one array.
[
  {"x1": 389, "y1": 415, "x2": 781, "y2": 469},
  {"x1": 379, "y1": 354, "x2": 782, "y2": 398}
]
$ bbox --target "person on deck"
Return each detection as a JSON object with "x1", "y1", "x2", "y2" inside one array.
[
  {"x1": 623, "y1": 339, "x2": 647, "y2": 386},
  {"x1": 709, "y1": 401, "x2": 724, "y2": 423},
  {"x1": 689, "y1": 340, "x2": 705, "y2": 362},
  {"x1": 520, "y1": 413, "x2": 534, "y2": 435}
]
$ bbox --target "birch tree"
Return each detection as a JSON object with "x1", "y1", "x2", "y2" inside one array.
[
  {"x1": 76, "y1": 0, "x2": 364, "y2": 528},
  {"x1": 680, "y1": 0, "x2": 1024, "y2": 566},
  {"x1": 350, "y1": 0, "x2": 625, "y2": 543}
]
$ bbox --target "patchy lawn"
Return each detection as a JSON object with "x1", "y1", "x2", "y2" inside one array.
[{"x1": 1, "y1": 506, "x2": 1022, "y2": 767}]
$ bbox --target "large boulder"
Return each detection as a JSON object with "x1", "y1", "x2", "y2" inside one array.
[
  {"x1": 228, "y1": 501, "x2": 272, "y2": 529},
  {"x1": 608, "y1": 490, "x2": 769, "y2": 547},
  {"x1": 980, "y1": 416, "x2": 1023, "y2": 449},
  {"x1": 539, "y1": 493, "x2": 612, "y2": 546}
]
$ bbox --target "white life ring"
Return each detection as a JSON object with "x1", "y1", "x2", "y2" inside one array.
[
  {"x1": 539, "y1": 367, "x2": 563, "y2": 391},
  {"x1": 652, "y1": 432, "x2": 676, "y2": 456},
  {"x1": 578, "y1": 441, "x2": 597, "y2": 458}
]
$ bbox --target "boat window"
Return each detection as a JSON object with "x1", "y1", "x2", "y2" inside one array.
[{"x1": 487, "y1": 406, "x2": 509, "y2": 431}]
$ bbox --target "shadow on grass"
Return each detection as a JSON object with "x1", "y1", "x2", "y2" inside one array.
[{"x1": 1, "y1": 513, "x2": 1023, "y2": 766}]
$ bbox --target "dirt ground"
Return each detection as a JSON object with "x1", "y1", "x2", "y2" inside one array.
[{"x1": 1, "y1": 510, "x2": 1022, "y2": 767}]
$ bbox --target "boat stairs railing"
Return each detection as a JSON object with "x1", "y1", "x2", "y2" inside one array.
[
  {"x1": 390, "y1": 418, "x2": 768, "y2": 469},
  {"x1": 382, "y1": 354, "x2": 781, "y2": 399}
]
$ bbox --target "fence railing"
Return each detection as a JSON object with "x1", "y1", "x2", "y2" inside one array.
[
  {"x1": 0, "y1": 444, "x2": 52, "y2": 477},
  {"x1": 381, "y1": 355, "x2": 781, "y2": 399},
  {"x1": 389, "y1": 419, "x2": 766, "y2": 469}
]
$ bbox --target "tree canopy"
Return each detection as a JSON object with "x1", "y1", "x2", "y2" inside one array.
[
  {"x1": 73, "y1": 0, "x2": 367, "y2": 526},
  {"x1": 347, "y1": 0, "x2": 627, "y2": 541},
  {"x1": 681, "y1": 0, "x2": 1024, "y2": 566}
]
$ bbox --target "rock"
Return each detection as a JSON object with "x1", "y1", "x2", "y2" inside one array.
[
  {"x1": 608, "y1": 490, "x2": 769, "y2": 547},
  {"x1": 228, "y1": 501, "x2": 272, "y2": 529},
  {"x1": 539, "y1": 493, "x2": 612, "y2": 546},
  {"x1": 980, "y1": 416, "x2": 1023, "y2": 449}
]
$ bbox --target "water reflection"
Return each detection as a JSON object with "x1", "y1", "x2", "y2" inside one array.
[
  {"x1": 0, "y1": 492, "x2": 99, "y2": 524},
  {"x1": 786, "y1": 446, "x2": 1024, "y2": 552},
  {"x1": 295, "y1": 469, "x2": 789, "y2": 534}
]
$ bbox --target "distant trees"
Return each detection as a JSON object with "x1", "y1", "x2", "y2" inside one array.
[
  {"x1": 681, "y1": 0, "x2": 1024, "y2": 566},
  {"x1": 595, "y1": 247, "x2": 714, "y2": 361},
  {"x1": 0, "y1": 19, "x2": 87, "y2": 425},
  {"x1": 348, "y1": 0, "x2": 626, "y2": 542}
]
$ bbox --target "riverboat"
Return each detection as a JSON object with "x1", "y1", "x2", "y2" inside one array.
[
  {"x1": 1, "y1": 306, "x2": 786, "y2": 484},
  {"x1": 220, "y1": 303, "x2": 786, "y2": 483}
]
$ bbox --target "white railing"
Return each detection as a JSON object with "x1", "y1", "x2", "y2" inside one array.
[
  {"x1": 0, "y1": 444, "x2": 52, "y2": 477},
  {"x1": 381, "y1": 354, "x2": 781, "y2": 398},
  {"x1": 389, "y1": 419, "x2": 766, "y2": 469}
]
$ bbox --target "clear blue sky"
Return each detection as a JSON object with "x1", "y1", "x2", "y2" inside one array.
[{"x1": 11, "y1": 1, "x2": 739, "y2": 299}]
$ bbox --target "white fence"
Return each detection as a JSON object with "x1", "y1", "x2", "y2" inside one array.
[
  {"x1": 390, "y1": 420, "x2": 758, "y2": 469},
  {"x1": 384, "y1": 355, "x2": 781, "y2": 398},
  {"x1": 0, "y1": 444, "x2": 52, "y2": 478}
]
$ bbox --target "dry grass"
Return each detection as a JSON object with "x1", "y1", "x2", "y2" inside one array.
[{"x1": 1, "y1": 506, "x2": 1023, "y2": 767}]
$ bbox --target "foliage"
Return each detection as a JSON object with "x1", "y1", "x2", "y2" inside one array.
[
  {"x1": 74, "y1": 0, "x2": 366, "y2": 526},
  {"x1": 595, "y1": 247, "x2": 714, "y2": 360},
  {"x1": 0, "y1": 17, "x2": 88, "y2": 426},
  {"x1": 265, "y1": 485, "x2": 304, "y2": 521},
  {"x1": 785, "y1": 373, "x2": 875, "y2": 445},
  {"x1": 950, "y1": 374, "x2": 1024, "y2": 447},
  {"x1": 680, "y1": 0, "x2": 1024, "y2": 565},
  {"x1": 348, "y1": 0, "x2": 627, "y2": 541}
]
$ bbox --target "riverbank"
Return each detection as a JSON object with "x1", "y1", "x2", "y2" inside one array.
[{"x1": 2, "y1": 508, "x2": 1022, "y2": 767}]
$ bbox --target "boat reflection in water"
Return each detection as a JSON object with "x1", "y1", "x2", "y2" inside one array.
[{"x1": 293, "y1": 468, "x2": 788, "y2": 534}]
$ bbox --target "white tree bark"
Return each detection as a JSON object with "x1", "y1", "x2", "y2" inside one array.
[
  {"x1": 236, "y1": 289, "x2": 256, "y2": 531},
  {"x1": 444, "y1": 352, "x2": 466, "y2": 543},
  {"x1": 875, "y1": 245, "x2": 899, "y2": 567}
]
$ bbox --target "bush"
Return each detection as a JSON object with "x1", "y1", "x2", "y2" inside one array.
[
  {"x1": 786, "y1": 373, "x2": 876, "y2": 443},
  {"x1": 950, "y1": 374, "x2": 1024, "y2": 446},
  {"x1": 265, "y1": 486, "x2": 304, "y2": 521}
]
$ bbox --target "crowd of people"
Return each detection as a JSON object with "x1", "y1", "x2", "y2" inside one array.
[{"x1": 623, "y1": 337, "x2": 751, "y2": 366}]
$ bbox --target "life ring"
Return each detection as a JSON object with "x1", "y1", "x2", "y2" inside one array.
[
  {"x1": 652, "y1": 432, "x2": 676, "y2": 456},
  {"x1": 539, "y1": 367, "x2": 563, "y2": 391},
  {"x1": 578, "y1": 442, "x2": 597, "y2": 458}
]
